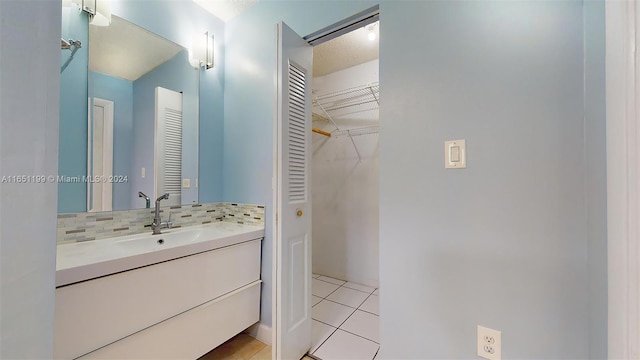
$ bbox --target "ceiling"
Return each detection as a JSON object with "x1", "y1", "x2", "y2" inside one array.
[
  {"x1": 192, "y1": 0, "x2": 259, "y2": 22},
  {"x1": 89, "y1": 16, "x2": 184, "y2": 81},
  {"x1": 313, "y1": 21, "x2": 379, "y2": 77}
]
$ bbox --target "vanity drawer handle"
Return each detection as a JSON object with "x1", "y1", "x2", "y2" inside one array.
[{"x1": 296, "y1": 209, "x2": 303, "y2": 217}]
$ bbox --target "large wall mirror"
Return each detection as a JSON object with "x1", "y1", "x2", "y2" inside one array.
[{"x1": 59, "y1": 5, "x2": 199, "y2": 213}]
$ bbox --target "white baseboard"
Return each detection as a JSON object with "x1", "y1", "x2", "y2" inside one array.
[{"x1": 245, "y1": 322, "x2": 272, "y2": 346}]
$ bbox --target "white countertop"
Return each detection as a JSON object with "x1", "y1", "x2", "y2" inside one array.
[{"x1": 56, "y1": 222, "x2": 264, "y2": 287}]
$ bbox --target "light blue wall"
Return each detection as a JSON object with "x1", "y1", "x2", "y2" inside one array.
[
  {"x1": 584, "y1": 0, "x2": 607, "y2": 358},
  {"x1": 89, "y1": 71, "x2": 133, "y2": 211},
  {"x1": 59, "y1": 5, "x2": 89, "y2": 213},
  {"x1": 198, "y1": 60, "x2": 225, "y2": 203},
  {"x1": 224, "y1": 1, "x2": 604, "y2": 357},
  {"x1": 223, "y1": 0, "x2": 376, "y2": 329},
  {"x1": 130, "y1": 50, "x2": 199, "y2": 206},
  {"x1": 379, "y1": 1, "x2": 587, "y2": 357},
  {"x1": 112, "y1": 0, "x2": 225, "y2": 202}
]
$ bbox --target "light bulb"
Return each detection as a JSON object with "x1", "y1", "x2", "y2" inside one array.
[{"x1": 366, "y1": 23, "x2": 377, "y2": 41}]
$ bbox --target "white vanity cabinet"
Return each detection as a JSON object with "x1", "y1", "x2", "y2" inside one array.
[{"x1": 54, "y1": 236, "x2": 263, "y2": 359}]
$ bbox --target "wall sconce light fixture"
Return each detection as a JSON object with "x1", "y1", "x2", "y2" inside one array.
[{"x1": 190, "y1": 31, "x2": 214, "y2": 70}]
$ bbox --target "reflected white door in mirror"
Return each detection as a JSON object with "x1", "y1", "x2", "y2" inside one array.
[{"x1": 88, "y1": 97, "x2": 113, "y2": 212}]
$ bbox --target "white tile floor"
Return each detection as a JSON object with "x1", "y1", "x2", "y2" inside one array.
[{"x1": 310, "y1": 274, "x2": 380, "y2": 360}]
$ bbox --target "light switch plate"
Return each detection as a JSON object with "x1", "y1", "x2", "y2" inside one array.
[
  {"x1": 182, "y1": 178, "x2": 191, "y2": 188},
  {"x1": 445, "y1": 139, "x2": 466, "y2": 169}
]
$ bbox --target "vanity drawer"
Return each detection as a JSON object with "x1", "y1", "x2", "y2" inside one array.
[
  {"x1": 78, "y1": 280, "x2": 261, "y2": 359},
  {"x1": 54, "y1": 239, "x2": 261, "y2": 359}
]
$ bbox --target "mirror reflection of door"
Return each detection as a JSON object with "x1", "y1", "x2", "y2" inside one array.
[
  {"x1": 155, "y1": 86, "x2": 182, "y2": 207},
  {"x1": 88, "y1": 97, "x2": 114, "y2": 212}
]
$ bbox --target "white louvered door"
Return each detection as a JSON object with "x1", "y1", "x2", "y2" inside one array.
[
  {"x1": 155, "y1": 87, "x2": 182, "y2": 206},
  {"x1": 276, "y1": 22, "x2": 313, "y2": 360}
]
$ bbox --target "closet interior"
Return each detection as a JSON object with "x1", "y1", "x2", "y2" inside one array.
[{"x1": 308, "y1": 20, "x2": 380, "y2": 360}]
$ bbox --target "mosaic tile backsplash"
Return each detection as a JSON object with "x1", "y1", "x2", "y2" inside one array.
[{"x1": 57, "y1": 202, "x2": 265, "y2": 245}]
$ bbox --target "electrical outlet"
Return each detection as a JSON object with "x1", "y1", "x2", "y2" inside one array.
[{"x1": 477, "y1": 325, "x2": 501, "y2": 360}]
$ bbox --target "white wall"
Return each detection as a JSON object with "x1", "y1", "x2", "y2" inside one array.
[
  {"x1": 312, "y1": 60, "x2": 379, "y2": 286},
  {"x1": 0, "y1": 0, "x2": 60, "y2": 358}
]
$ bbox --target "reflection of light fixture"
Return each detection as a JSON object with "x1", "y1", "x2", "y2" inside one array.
[
  {"x1": 89, "y1": 0, "x2": 112, "y2": 27},
  {"x1": 190, "y1": 31, "x2": 214, "y2": 70},
  {"x1": 69, "y1": 0, "x2": 111, "y2": 26},
  {"x1": 366, "y1": 23, "x2": 377, "y2": 41}
]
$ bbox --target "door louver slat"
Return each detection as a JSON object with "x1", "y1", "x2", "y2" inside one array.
[{"x1": 288, "y1": 62, "x2": 307, "y2": 203}]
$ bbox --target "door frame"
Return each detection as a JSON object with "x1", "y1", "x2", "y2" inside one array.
[
  {"x1": 271, "y1": 6, "x2": 380, "y2": 358},
  {"x1": 606, "y1": 0, "x2": 640, "y2": 358}
]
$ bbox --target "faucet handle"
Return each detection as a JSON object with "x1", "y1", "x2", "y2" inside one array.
[{"x1": 167, "y1": 210, "x2": 173, "y2": 228}]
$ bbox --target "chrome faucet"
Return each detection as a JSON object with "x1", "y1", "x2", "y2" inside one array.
[
  {"x1": 151, "y1": 193, "x2": 172, "y2": 235},
  {"x1": 138, "y1": 191, "x2": 150, "y2": 208}
]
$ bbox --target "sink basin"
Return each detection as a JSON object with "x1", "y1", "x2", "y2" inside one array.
[
  {"x1": 56, "y1": 222, "x2": 264, "y2": 287},
  {"x1": 114, "y1": 228, "x2": 203, "y2": 253}
]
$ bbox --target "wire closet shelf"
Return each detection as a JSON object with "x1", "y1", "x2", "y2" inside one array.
[
  {"x1": 314, "y1": 82, "x2": 379, "y2": 114},
  {"x1": 312, "y1": 82, "x2": 379, "y2": 161}
]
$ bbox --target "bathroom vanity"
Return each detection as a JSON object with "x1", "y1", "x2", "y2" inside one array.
[{"x1": 54, "y1": 222, "x2": 264, "y2": 359}]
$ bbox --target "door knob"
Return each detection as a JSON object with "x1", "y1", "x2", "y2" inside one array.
[{"x1": 296, "y1": 209, "x2": 303, "y2": 217}]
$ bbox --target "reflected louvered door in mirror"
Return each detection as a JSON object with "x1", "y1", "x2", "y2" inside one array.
[
  {"x1": 155, "y1": 86, "x2": 182, "y2": 206},
  {"x1": 276, "y1": 22, "x2": 313, "y2": 360}
]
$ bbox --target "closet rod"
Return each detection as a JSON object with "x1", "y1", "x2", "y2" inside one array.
[{"x1": 312, "y1": 128, "x2": 331, "y2": 137}]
